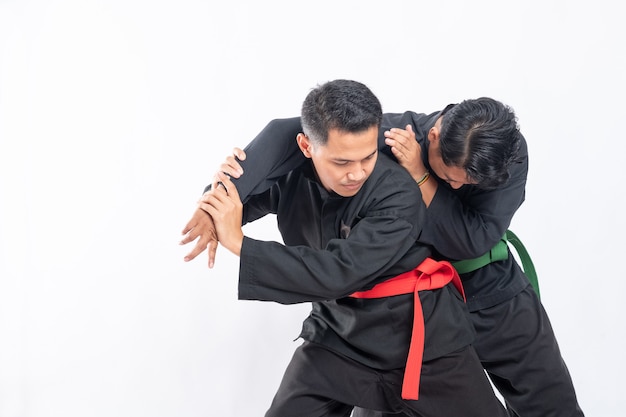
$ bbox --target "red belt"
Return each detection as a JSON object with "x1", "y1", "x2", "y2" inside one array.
[{"x1": 350, "y1": 258, "x2": 465, "y2": 400}]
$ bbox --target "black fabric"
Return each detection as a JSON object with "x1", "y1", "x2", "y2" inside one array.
[
  {"x1": 379, "y1": 111, "x2": 530, "y2": 311},
  {"x1": 266, "y1": 341, "x2": 508, "y2": 417},
  {"x1": 227, "y1": 112, "x2": 530, "y2": 312},
  {"x1": 352, "y1": 285, "x2": 585, "y2": 417},
  {"x1": 471, "y1": 284, "x2": 584, "y2": 417},
  {"x1": 238, "y1": 154, "x2": 474, "y2": 369},
  {"x1": 214, "y1": 111, "x2": 583, "y2": 416}
]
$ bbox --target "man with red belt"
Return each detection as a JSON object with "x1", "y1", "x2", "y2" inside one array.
[
  {"x1": 185, "y1": 97, "x2": 584, "y2": 417},
  {"x1": 200, "y1": 79, "x2": 506, "y2": 416}
]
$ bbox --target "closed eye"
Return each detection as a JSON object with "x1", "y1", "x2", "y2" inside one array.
[{"x1": 333, "y1": 150, "x2": 377, "y2": 166}]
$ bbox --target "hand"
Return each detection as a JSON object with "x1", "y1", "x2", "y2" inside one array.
[
  {"x1": 180, "y1": 204, "x2": 219, "y2": 268},
  {"x1": 180, "y1": 147, "x2": 247, "y2": 267},
  {"x1": 211, "y1": 147, "x2": 247, "y2": 190},
  {"x1": 383, "y1": 125, "x2": 427, "y2": 182},
  {"x1": 199, "y1": 172, "x2": 244, "y2": 256}
]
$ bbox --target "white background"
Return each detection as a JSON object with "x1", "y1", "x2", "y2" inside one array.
[{"x1": 1, "y1": 0, "x2": 624, "y2": 416}]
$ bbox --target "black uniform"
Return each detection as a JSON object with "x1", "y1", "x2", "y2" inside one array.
[
  {"x1": 227, "y1": 111, "x2": 584, "y2": 417},
  {"x1": 237, "y1": 153, "x2": 506, "y2": 416}
]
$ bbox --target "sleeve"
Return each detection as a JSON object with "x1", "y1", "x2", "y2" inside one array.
[
  {"x1": 423, "y1": 138, "x2": 529, "y2": 260},
  {"x1": 238, "y1": 215, "x2": 425, "y2": 305},
  {"x1": 381, "y1": 111, "x2": 529, "y2": 261},
  {"x1": 380, "y1": 111, "x2": 435, "y2": 134},
  {"x1": 204, "y1": 117, "x2": 306, "y2": 203},
  {"x1": 205, "y1": 112, "x2": 437, "y2": 201},
  {"x1": 240, "y1": 188, "x2": 276, "y2": 226},
  {"x1": 238, "y1": 170, "x2": 428, "y2": 305}
]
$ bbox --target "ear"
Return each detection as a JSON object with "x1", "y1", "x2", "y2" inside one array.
[
  {"x1": 428, "y1": 125, "x2": 440, "y2": 144},
  {"x1": 428, "y1": 116, "x2": 443, "y2": 144},
  {"x1": 297, "y1": 133, "x2": 314, "y2": 159}
]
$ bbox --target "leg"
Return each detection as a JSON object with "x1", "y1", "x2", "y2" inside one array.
[
  {"x1": 266, "y1": 341, "x2": 400, "y2": 417},
  {"x1": 402, "y1": 345, "x2": 508, "y2": 417},
  {"x1": 473, "y1": 284, "x2": 584, "y2": 417},
  {"x1": 353, "y1": 346, "x2": 508, "y2": 417}
]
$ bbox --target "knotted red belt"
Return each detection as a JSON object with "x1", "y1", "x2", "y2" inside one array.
[{"x1": 350, "y1": 258, "x2": 465, "y2": 401}]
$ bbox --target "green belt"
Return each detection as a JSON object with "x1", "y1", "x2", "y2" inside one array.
[{"x1": 451, "y1": 230, "x2": 540, "y2": 299}]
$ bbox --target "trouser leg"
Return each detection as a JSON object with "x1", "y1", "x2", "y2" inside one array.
[
  {"x1": 472, "y1": 284, "x2": 584, "y2": 417},
  {"x1": 353, "y1": 285, "x2": 585, "y2": 417},
  {"x1": 353, "y1": 346, "x2": 508, "y2": 417},
  {"x1": 266, "y1": 341, "x2": 395, "y2": 417}
]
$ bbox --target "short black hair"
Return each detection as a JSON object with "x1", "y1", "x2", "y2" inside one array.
[{"x1": 301, "y1": 79, "x2": 383, "y2": 145}]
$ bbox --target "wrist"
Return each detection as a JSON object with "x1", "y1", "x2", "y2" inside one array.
[
  {"x1": 225, "y1": 232, "x2": 244, "y2": 257},
  {"x1": 416, "y1": 171, "x2": 430, "y2": 187}
]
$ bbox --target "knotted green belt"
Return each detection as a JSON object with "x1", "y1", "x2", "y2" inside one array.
[{"x1": 451, "y1": 230, "x2": 540, "y2": 298}]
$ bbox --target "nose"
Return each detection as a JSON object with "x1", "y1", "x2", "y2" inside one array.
[{"x1": 347, "y1": 165, "x2": 366, "y2": 182}]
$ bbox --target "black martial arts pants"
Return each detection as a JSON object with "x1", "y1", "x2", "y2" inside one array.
[
  {"x1": 264, "y1": 341, "x2": 507, "y2": 417},
  {"x1": 353, "y1": 284, "x2": 585, "y2": 417}
]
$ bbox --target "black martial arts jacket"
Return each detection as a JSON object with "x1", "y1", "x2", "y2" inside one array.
[
  {"x1": 225, "y1": 110, "x2": 530, "y2": 312},
  {"x1": 238, "y1": 153, "x2": 474, "y2": 370}
]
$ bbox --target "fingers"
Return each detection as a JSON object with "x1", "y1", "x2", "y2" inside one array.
[
  {"x1": 201, "y1": 177, "x2": 231, "y2": 204},
  {"x1": 233, "y1": 147, "x2": 246, "y2": 161},
  {"x1": 181, "y1": 219, "x2": 195, "y2": 236},
  {"x1": 208, "y1": 239, "x2": 218, "y2": 268},
  {"x1": 180, "y1": 207, "x2": 218, "y2": 265},
  {"x1": 211, "y1": 155, "x2": 242, "y2": 190},
  {"x1": 183, "y1": 238, "x2": 208, "y2": 262},
  {"x1": 388, "y1": 145, "x2": 403, "y2": 160},
  {"x1": 387, "y1": 126, "x2": 414, "y2": 142},
  {"x1": 384, "y1": 128, "x2": 408, "y2": 146},
  {"x1": 180, "y1": 225, "x2": 200, "y2": 245},
  {"x1": 210, "y1": 147, "x2": 247, "y2": 190},
  {"x1": 198, "y1": 187, "x2": 228, "y2": 219},
  {"x1": 215, "y1": 171, "x2": 240, "y2": 201},
  {"x1": 180, "y1": 209, "x2": 204, "y2": 242},
  {"x1": 219, "y1": 155, "x2": 243, "y2": 177},
  {"x1": 210, "y1": 171, "x2": 231, "y2": 195},
  {"x1": 384, "y1": 129, "x2": 412, "y2": 159},
  {"x1": 218, "y1": 147, "x2": 246, "y2": 178}
]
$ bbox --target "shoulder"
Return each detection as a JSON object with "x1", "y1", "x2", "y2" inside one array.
[
  {"x1": 375, "y1": 153, "x2": 419, "y2": 186},
  {"x1": 363, "y1": 153, "x2": 422, "y2": 205},
  {"x1": 355, "y1": 154, "x2": 425, "y2": 232}
]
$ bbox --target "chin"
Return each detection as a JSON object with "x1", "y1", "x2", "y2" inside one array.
[{"x1": 336, "y1": 186, "x2": 361, "y2": 197}]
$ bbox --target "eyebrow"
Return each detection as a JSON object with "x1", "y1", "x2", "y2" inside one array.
[{"x1": 333, "y1": 149, "x2": 377, "y2": 163}]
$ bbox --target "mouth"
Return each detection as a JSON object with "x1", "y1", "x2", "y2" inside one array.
[{"x1": 343, "y1": 182, "x2": 363, "y2": 191}]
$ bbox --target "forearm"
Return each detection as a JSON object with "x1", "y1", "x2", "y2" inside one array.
[
  {"x1": 238, "y1": 218, "x2": 425, "y2": 304},
  {"x1": 204, "y1": 117, "x2": 305, "y2": 201}
]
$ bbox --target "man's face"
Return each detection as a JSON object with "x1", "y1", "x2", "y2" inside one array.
[
  {"x1": 298, "y1": 126, "x2": 379, "y2": 197},
  {"x1": 427, "y1": 118, "x2": 476, "y2": 190},
  {"x1": 427, "y1": 145, "x2": 473, "y2": 189}
]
